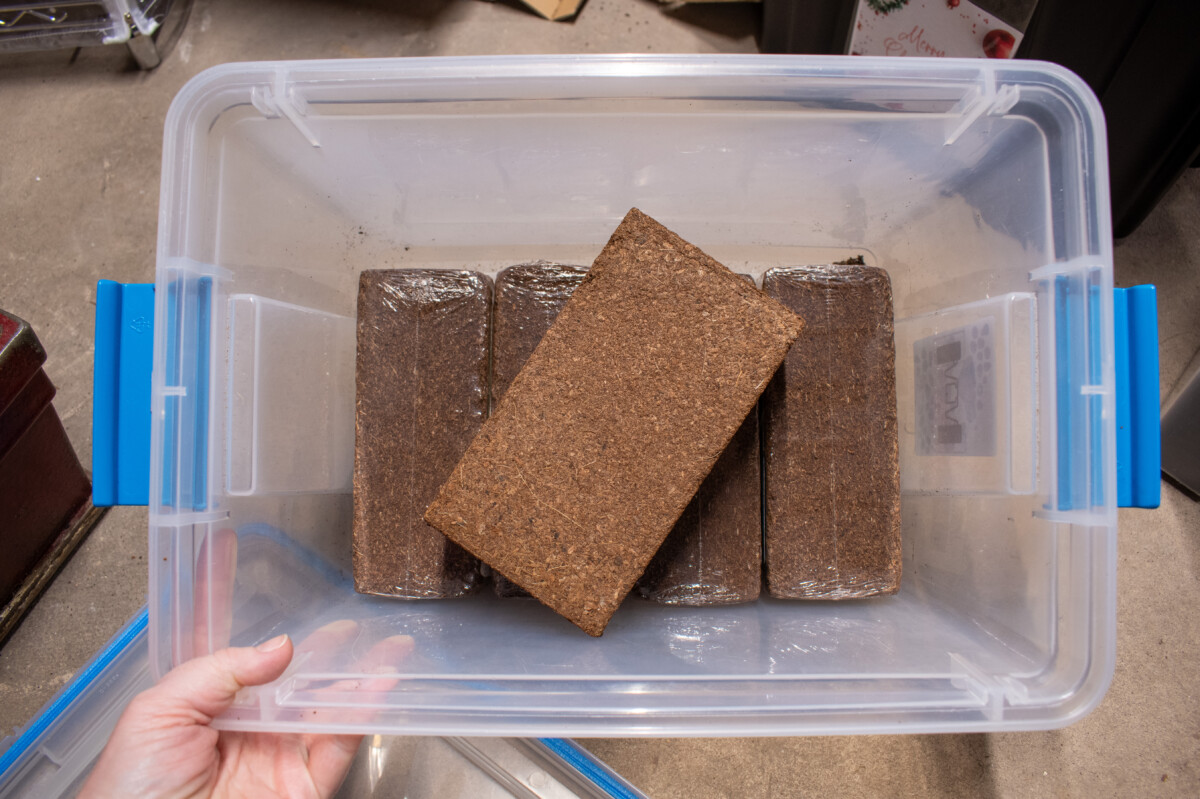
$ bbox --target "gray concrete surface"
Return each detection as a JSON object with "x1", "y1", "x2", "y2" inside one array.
[{"x1": 1, "y1": 0, "x2": 1198, "y2": 796}]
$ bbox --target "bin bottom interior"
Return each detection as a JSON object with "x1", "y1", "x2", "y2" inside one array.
[{"x1": 204, "y1": 520, "x2": 1051, "y2": 688}]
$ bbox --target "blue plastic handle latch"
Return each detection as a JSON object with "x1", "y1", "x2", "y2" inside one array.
[
  {"x1": 91, "y1": 279, "x2": 1160, "y2": 511},
  {"x1": 1114, "y1": 285, "x2": 1160, "y2": 509},
  {"x1": 93, "y1": 281, "x2": 155, "y2": 506}
]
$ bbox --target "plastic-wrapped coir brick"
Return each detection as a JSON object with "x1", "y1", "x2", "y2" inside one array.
[
  {"x1": 762, "y1": 264, "x2": 901, "y2": 599},
  {"x1": 636, "y1": 275, "x2": 762, "y2": 606},
  {"x1": 491, "y1": 262, "x2": 589, "y2": 599},
  {"x1": 353, "y1": 269, "x2": 490, "y2": 599}
]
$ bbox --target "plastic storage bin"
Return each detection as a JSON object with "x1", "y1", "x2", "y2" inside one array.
[
  {"x1": 143, "y1": 55, "x2": 1119, "y2": 736},
  {"x1": 0, "y1": 609, "x2": 646, "y2": 798}
]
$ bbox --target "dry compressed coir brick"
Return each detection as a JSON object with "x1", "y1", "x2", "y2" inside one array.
[
  {"x1": 493, "y1": 266, "x2": 762, "y2": 605},
  {"x1": 353, "y1": 269, "x2": 491, "y2": 599},
  {"x1": 636, "y1": 274, "x2": 762, "y2": 606},
  {"x1": 491, "y1": 262, "x2": 589, "y2": 599},
  {"x1": 425, "y1": 208, "x2": 803, "y2": 635},
  {"x1": 493, "y1": 265, "x2": 764, "y2": 606},
  {"x1": 635, "y1": 407, "x2": 761, "y2": 605},
  {"x1": 762, "y1": 264, "x2": 901, "y2": 599}
]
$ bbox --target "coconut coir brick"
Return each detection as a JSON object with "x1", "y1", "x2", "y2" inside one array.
[
  {"x1": 491, "y1": 262, "x2": 589, "y2": 599},
  {"x1": 762, "y1": 265, "x2": 901, "y2": 599},
  {"x1": 425, "y1": 209, "x2": 803, "y2": 635},
  {"x1": 353, "y1": 269, "x2": 490, "y2": 599},
  {"x1": 635, "y1": 406, "x2": 761, "y2": 605},
  {"x1": 492, "y1": 266, "x2": 763, "y2": 605},
  {"x1": 637, "y1": 274, "x2": 762, "y2": 606}
]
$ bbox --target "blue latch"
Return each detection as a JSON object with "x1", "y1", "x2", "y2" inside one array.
[
  {"x1": 1051, "y1": 277, "x2": 1160, "y2": 511},
  {"x1": 93, "y1": 281, "x2": 154, "y2": 506},
  {"x1": 1114, "y1": 285, "x2": 1160, "y2": 508},
  {"x1": 94, "y1": 278, "x2": 1162, "y2": 510}
]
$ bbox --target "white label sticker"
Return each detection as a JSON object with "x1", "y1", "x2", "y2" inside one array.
[{"x1": 914, "y1": 317, "x2": 996, "y2": 456}]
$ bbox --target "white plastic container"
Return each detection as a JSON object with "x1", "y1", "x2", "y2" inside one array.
[{"x1": 148, "y1": 55, "x2": 1115, "y2": 736}]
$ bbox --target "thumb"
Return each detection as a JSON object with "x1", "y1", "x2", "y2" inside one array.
[{"x1": 143, "y1": 633, "x2": 294, "y2": 722}]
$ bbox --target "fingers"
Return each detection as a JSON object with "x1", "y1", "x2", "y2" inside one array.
[
  {"x1": 291, "y1": 633, "x2": 415, "y2": 734},
  {"x1": 301, "y1": 633, "x2": 416, "y2": 797},
  {"x1": 142, "y1": 634, "x2": 295, "y2": 722},
  {"x1": 292, "y1": 619, "x2": 362, "y2": 673},
  {"x1": 320, "y1": 633, "x2": 415, "y2": 697},
  {"x1": 193, "y1": 527, "x2": 238, "y2": 655},
  {"x1": 358, "y1": 633, "x2": 416, "y2": 676},
  {"x1": 306, "y1": 734, "x2": 370, "y2": 798}
]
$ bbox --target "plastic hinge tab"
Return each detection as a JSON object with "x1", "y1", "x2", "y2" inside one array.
[
  {"x1": 1114, "y1": 285, "x2": 1161, "y2": 508},
  {"x1": 93, "y1": 281, "x2": 154, "y2": 506}
]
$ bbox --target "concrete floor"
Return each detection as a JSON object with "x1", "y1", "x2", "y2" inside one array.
[{"x1": 0, "y1": 0, "x2": 1197, "y2": 796}]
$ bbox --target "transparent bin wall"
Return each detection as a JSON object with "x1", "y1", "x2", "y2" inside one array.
[
  {"x1": 148, "y1": 56, "x2": 1115, "y2": 736},
  {"x1": 0, "y1": 611, "x2": 646, "y2": 799}
]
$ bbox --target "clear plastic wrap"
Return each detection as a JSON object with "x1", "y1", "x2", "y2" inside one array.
[
  {"x1": 636, "y1": 406, "x2": 761, "y2": 605},
  {"x1": 352, "y1": 269, "x2": 490, "y2": 599},
  {"x1": 490, "y1": 262, "x2": 589, "y2": 599},
  {"x1": 762, "y1": 264, "x2": 902, "y2": 599},
  {"x1": 636, "y1": 274, "x2": 762, "y2": 606}
]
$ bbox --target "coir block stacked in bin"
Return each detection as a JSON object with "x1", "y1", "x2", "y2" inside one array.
[
  {"x1": 353, "y1": 270, "x2": 490, "y2": 599},
  {"x1": 489, "y1": 262, "x2": 589, "y2": 599},
  {"x1": 491, "y1": 263, "x2": 764, "y2": 607},
  {"x1": 353, "y1": 217, "x2": 901, "y2": 631},
  {"x1": 762, "y1": 264, "x2": 902, "y2": 598},
  {"x1": 426, "y1": 209, "x2": 803, "y2": 635},
  {"x1": 635, "y1": 272, "x2": 763, "y2": 606}
]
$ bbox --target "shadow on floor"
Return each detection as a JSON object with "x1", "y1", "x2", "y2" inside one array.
[
  {"x1": 650, "y1": 0, "x2": 760, "y2": 44},
  {"x1": 917, "y1": 733, "x2": 1000, "y2": 799}
]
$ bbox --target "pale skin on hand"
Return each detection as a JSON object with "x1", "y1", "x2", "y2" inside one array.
[{"x1": 79, "y1": 628, "x2": 413, "y2": 799}]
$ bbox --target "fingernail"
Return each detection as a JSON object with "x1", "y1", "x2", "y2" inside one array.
[
  {"x1": 315, "y1": 619, "x2": 358, "y2": 635},
  {"x1": 383, "y1": 634, "x2": 415, "y2": 647},
  {"x1": 256, "y1": 633, "x2": 289, "y2": 652},
  {"x1": 376, "y1": 635, "x2": 415, "y2": 660}
]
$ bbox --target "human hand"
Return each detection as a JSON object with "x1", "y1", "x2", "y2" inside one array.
[
  {"x1": 80, "y1": 528, "x2": 413, "y2": 799},
  {"x1": 78, "y1": 626, "x2": 413, "y2": 799},
  {"x1": 79, "y1": 624, "x2": 413, "y2": 799}
]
